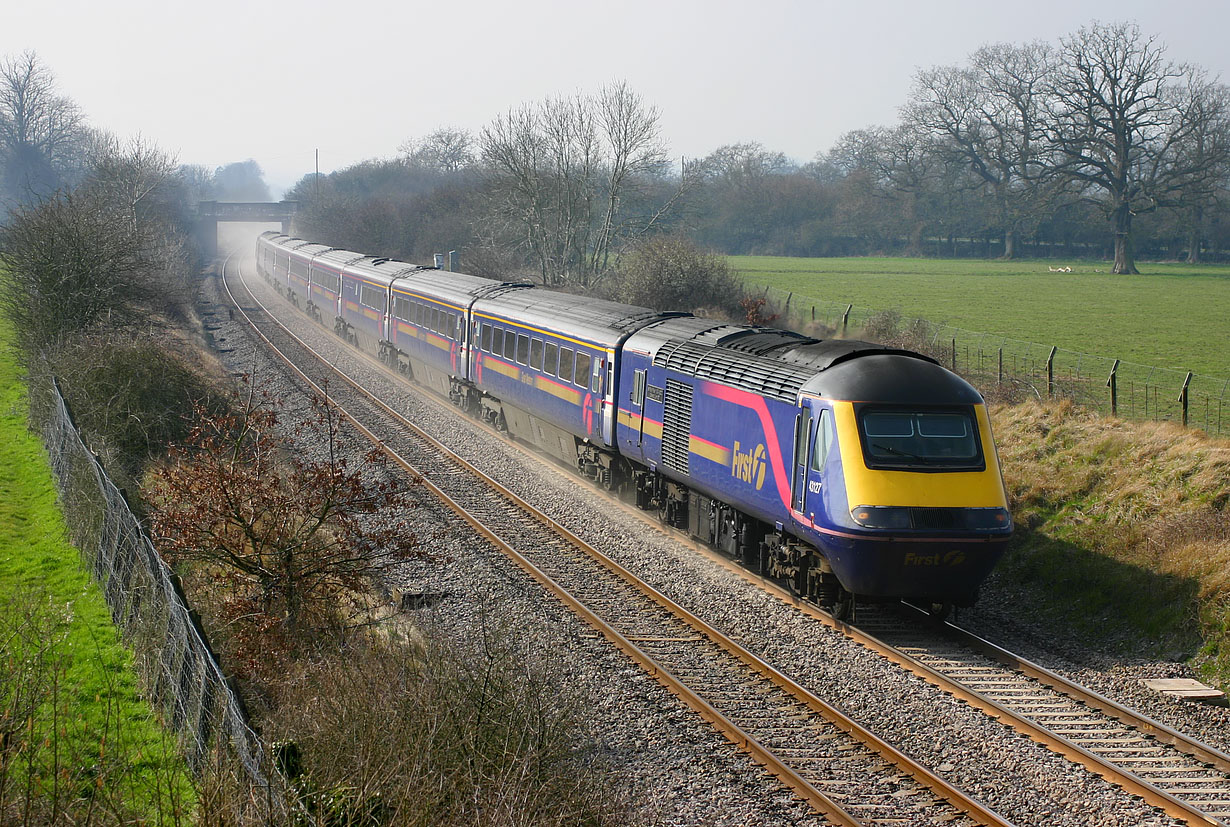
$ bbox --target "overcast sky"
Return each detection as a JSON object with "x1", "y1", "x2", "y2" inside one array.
[{"x1": 5, "y1": 0, "x2": 1227, "y2": 198}]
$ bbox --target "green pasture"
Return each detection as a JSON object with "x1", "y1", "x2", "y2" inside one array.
[
  {"x1": 732, "y1": 256, "x2": 1230, "y2": 381},
  {"x1": 0, "y1": 319, "x2": 194, "y2": 819}
]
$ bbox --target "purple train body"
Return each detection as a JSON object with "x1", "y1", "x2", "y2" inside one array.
[{"x1": 256, "y1": 232, "x2": 1012, "y2": 614}]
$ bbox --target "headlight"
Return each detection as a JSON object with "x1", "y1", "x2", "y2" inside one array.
[
  {"x1": 850, "y1": 506, "x2": 1011, "y2": 532},
  {"x1": 850, "y1": 506, "x2": 912, "y2": 529}
]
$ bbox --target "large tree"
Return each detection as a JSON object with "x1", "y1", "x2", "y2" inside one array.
[
  {"x1": 909, "y1": 41, "x2": 1060, "y2": 258},
  {"x1": 0, "y1": 51, "x2": 85, "y2": 209},
  {"x1": 480, "y1": 82, "x2": 678, "y2": 287},
  {"x1": 1043, "y1": 22, "x2": 1229, "y2": 273}
]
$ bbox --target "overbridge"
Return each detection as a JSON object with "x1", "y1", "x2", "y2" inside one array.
[{"x1": 194, "y1": 200, "x2": 298, "y2": 258}]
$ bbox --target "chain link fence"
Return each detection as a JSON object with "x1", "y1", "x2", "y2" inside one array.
[
  {"x1": 40, "y1": 376, "x2": 286, "y2": 821},
  {"x1": 760, "y1": 286, "x2": 1228, "y2": 436}
]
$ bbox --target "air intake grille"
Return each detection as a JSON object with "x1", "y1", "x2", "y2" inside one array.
[
  {"x1": 910, "y1": 508, "x2": 964, "y2": 531},
  {"x1": 661, "y1": 379, "x2": 694, "y2": 474}
]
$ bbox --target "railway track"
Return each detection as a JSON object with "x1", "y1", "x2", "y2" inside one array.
[
  {"x1": 847, "y1": 604, "x2": 1230, "y2": 827},
  {"x1": 218, "y1": 257, "x2": 1014, "y2": 826}
]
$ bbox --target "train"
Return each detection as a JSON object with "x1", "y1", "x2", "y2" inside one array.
[{"x1": 255, "y1": 231, "x2": 1012, "y2": 617}]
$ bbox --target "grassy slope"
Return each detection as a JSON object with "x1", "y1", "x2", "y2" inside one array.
[
  {"x1": 0, "y1": 321, "x2": 193, "y2": 817},
  {"x1": 991, "y1": 400, "x2": 1230, "y2": 683},
  {"x1": 732, "y1": 256, "x2": 1230, "y2": 379}
]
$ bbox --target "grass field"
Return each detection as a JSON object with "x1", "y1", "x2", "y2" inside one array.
[
  {"x1": 0, "y1": 320, "x2": 194, "y2": 820},
  {"x1": 732, "y1": 256, "x2": 1230, "y2": 381}
]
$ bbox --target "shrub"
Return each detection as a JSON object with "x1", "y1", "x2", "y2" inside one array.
[
  {"x1": 264, "y1": 620, "x2": 635, "y2": 827},
  {"x1": 608, "y1": 236, "x2": 743, "y2": 316}
]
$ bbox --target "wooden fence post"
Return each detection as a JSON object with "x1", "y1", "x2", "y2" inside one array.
[
  {"x1": 1106, "y1": 360, "x2": 1120, "y2": 417},
  {"x1": 1179, "y1": 372, "x2": 1193, "y2": 427},
  {"x1": 1046, "y1": 346, "x2": 1057, "y2": 397},
  {"x1": 841, "y1": 304, "x2": 852, "y2": 335}
]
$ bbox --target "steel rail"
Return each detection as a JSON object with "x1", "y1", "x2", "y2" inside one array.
[
  {"x1": 903, "y1": 602, "x2": 1230, "y2": 776},
  {"x1": 669, "y1": 541, "x2": 1229, "y2": 827},
  {"x1": 221, "y1": 257, "x2": 1015, "y2": 827}
]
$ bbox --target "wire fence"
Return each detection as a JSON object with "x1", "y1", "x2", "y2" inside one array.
[
  {"x1": 40, "y1": 376, "x2": 286, "y2": 820},
  {"x1": 759, "y1": 286, "x2": 1229, "y2": 436}
]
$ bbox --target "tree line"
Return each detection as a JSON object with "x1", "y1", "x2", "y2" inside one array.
[{"x1": 288, "y1": 21, "x2": 1229, "y2": 288}]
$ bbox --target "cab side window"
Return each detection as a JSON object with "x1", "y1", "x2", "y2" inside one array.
[{"x1": 812, "y1": 409, "x2": 835, "y2": 471}]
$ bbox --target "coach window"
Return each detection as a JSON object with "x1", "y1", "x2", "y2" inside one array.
[
  {"x1": 558, "y1": 348, "x2": 574, "y2": 383},
  {"x1": 447, "y1": 313, "x2": 457, "y2": 340},
  {"x1": 482, "y1": 323, "x2": 494, "y2": 352},
  {"x1": 515, "y1": 334, "x2": 530, "y2": 365},
  {"x1": 503, "y1": 329, "x2": 517, "y2": 360},
  {"x1": 529, "y1": 338, "x2": 543, "y2": 370},
  {"x1": 812, "y1": 408, "x2": 835, "y2": 471},
  {"x1": 574, "y1": 352, "x2": 591, "y2": 389},
  {"x1": 543, "y1": 342, "x2": 559, "y2": 376}
]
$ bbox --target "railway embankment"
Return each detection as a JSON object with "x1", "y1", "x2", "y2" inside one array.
[{"x1": 989, "y1": 399, "x2": 1230, "y2": 687}]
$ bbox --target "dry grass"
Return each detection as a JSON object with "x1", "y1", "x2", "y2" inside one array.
[{"x1": 991, "y1": 400, "x2": 1230, "y2": 683}]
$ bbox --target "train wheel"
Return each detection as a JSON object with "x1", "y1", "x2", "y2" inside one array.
[{"x1": 831, "y1": 589, "x2": 854, "y2": 621}]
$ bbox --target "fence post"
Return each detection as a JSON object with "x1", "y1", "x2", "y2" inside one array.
[
  {"x1": 841, "y1": 304, "x2": 852, "y2": 335},
  {"x1": 1106, "y1": 359, "x2": 1119, "y2": 417},
  {"x1": 1046, "y1": 346, "x2": 1057, "y2": 397},
  {"x1": 998, "y1": 348, "x2": 1003, "y2": 384},
  {"x1": 1178, "y1": 372, "x2": 1193, "y2": 427},
  {"x1": 952, "y1": 338, "x2": 957, "y2": 372}
]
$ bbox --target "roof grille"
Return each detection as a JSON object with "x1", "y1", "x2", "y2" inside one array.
[{"x1": 655, "y1": 340, "x2": 813, "y2": 403}]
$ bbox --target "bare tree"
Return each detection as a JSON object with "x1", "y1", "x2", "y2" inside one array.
[
  {"x1": 696, "y1": 141, "x2": 794, "y2": 187},
  {"x1": 909, "y1": 41, "x2": 1061, "y2": 258},
  {"x1": 835, "y1": 125, "x2": 945, "y2": 255},
  {"x1": 0, "y1": 51, "x2": 84, "y2": 207},
  {"x1": 399, "y1": 127, "x2": 476, "y2": 173},
  {"x1": 86, "y1": 133, "x2": 179, "y2": 226},
  {"x1": 481, "y1": 82, "x2": 678, "y2": 287},
  {"x1": 1165, "y1": 75, "x2": 1230, "y2": 263},
  {"x1": 1043, "y1": 22, "x2": 1226, "y2": 273}
]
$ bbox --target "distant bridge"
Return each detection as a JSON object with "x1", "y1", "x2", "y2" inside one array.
[{"x1": 194, "y1": 200, "x2": 298, "y2": 258}]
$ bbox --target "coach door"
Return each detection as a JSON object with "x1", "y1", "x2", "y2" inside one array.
[{"x1": 790, "y1": 406, "x2": 813, "y2": 514}]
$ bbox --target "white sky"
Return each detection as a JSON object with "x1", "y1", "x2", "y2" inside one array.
[{"x1": 4, "y1": 0, "x2": 1227, "y2": 198}]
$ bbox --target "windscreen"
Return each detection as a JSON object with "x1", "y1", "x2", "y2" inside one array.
[{"x1": 857, "y1": 407, "x2": 983, "y2": 470}]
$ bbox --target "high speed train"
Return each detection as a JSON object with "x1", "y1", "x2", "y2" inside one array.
[{"x1": 256, "y1": 231, "x2": 1012, "y2": 616}]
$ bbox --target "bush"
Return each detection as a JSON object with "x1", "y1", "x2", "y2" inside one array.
[
  {"x1": 607, "y1": 236, "x2": 744, "y2": 316},
  {"x1": 0, "y1": 189, "x2": 193, "y2": 360},
  {"x1": 26, "y1": 331, "x2": 225, "y2": 503},
  {"x1": 264, "y1": 620, "x2": 634, "y2": 827}
]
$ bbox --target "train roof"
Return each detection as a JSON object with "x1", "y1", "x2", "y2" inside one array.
[
  {"x1": 800, "y1": 353, "x2": 983, "y2": 405},
  {"x1": 626, "y1": 316, "x2": 978, "y2": 405},
  {"x1": 286, "y1": 241, "x2": 333, "y2": 259},
  {"x1": 473, "y1": 289, "x2": 686, "y2": 349}
]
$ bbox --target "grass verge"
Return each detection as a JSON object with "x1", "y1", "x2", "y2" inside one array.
[
  {"x1": 0, "y1": 318, "x2": 195, "y2": 823},
  {"x1": 990, "y1": 400, "x2": 1230, "y2": 686}
]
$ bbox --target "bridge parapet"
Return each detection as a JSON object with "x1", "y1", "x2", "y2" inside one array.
[{"x1": 195, "y1": 201, "x2": 299, "y2": 258}]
